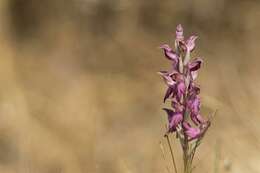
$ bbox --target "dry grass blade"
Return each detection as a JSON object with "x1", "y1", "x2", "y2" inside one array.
[
  {"x1": 159, "y1": 141, "x2": 171, "y2": 173},
  {"x1": 214, "y1": 139, "x2": 221, "y2": 173},
  {"x1": 165, "y1": 134, "x2": 178, "y2": 173}
]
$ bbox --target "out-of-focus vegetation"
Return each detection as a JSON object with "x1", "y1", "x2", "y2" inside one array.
[{"x1": 0, "y1": 0, "x2": 259, "y2": 172}]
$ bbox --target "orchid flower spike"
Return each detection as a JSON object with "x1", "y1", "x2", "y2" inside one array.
[{"x1": 158, "y1": 24, "x2": 212, "y2": 173}]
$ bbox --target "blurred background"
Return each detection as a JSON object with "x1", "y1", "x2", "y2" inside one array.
[{"x1": 0, "y1": 0, "x2": 259, "y2": 172}]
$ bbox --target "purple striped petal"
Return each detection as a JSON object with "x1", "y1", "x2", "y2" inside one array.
[
  {"x1": 183, "y1": 122, "x2": 201, "y2": 140},
  {"x1": 191, "y1": 96, "x2": 200, "y2": 114},
  {"x1": 163, "y1": 108, "x2": 183, "y2": 132},
  {"x1": 160, "y1": 44, "x2": 179, "y2": 63},
  {"x1": 189, "y1": 58, "x2": 203, "y2": 72},
  {"x1": 191, "y1": 113, "x2": 206, "y2": 125},
  {"x1": 185, "y1": 35, "x2": 198, "y2": 52},
  {"x1": 158, "y1": 71, "x2": 176, "y2": 86}
]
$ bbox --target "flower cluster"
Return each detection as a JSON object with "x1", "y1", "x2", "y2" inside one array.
[{"x1": 158, "y1": 24, "x2": 210, "y2": 141}]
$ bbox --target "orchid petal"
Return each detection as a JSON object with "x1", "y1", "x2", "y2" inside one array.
[
  {"x1": 189, "y1": 58, "x2": 203, "y2": 72},
  {"x1": 169, "y1": 113, "x2": 183, "y2": 131},
  {"x1": 158, "y1": 71, "x2": 176, "y2": 86},
  {"x1": 160, "y1": 44, "x2": 179, "y2": 63},
  {"x1": 187, "y1": 96, "x2": 200, "y2": 115},
  {"x1": 183, "y1": 122, "x2": 201, "y2": 140},
  {"x1": 191, "y1": 113, "x2": 205, "y2": 125},
  {"x1": 163, "y1": 108, "x2": 183, "y2": 132},
  {"x1": 185, "y1": 35, "x2": 198, "y2": 52}
]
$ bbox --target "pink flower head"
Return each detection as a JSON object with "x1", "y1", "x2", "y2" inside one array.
[
  {"x1": 159, "y1": 24, "x2": 210, "y2": 143},
  {"x1": 158, "y1": 25, "x2": 212, "y2": 173}
]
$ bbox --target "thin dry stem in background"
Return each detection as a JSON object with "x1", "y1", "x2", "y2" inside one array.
[
  {"x1": 165, "y1": 134, "x2": 178, "y2": 173},
  {"x1": 159, "y1": 141, "x2": 171, "y2": 173},
  {"x1": 214, "y1": 139, "x2": 221, "y2": 173}
]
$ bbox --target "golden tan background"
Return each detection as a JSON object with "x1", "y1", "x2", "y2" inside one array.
[{"x1": 0, "y1": 0, "x2": 259, "y2": 172}]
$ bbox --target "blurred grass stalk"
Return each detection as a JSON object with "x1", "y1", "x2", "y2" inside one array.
[{"x1": 214, "y1": 139, "x2": 221, "y2": 173}]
